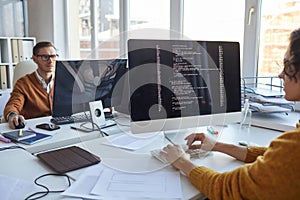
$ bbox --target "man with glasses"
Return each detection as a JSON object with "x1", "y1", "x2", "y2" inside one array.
[{"x1": 4, "y1": 41, "x2": 58, "y2": 129}]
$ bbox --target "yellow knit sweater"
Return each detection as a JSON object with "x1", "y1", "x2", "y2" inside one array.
[
  {"x1": 189, "y1": 122, "x2": 300, "y2": 199},
  {"x1": 4, "y1": 72, "x2": 53, "y2": 120}
]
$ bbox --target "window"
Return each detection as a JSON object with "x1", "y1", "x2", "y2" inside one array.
[
  {"x1": 128, "y1": 0, "x2": 170, "y2": 38},
  {"x1": 183, "y1": 0, "x2": 245, "y2": 45},
  {"x1": 79, "y1": 0, "x2": 120, "y2": 59},
  {"x1": 0, "y1": 0, "x2": 26, "y2": 36},
  {"x1": 77, "y1": 0, "x2": 244, "y2": 59},
  {"x1": 257, "y1": 0, "x2": 300, "y2": 77}
]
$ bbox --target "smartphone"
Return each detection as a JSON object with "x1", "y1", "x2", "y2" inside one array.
[{"x1": 36, "y1": 123, "x2": 60, "y2": 131}]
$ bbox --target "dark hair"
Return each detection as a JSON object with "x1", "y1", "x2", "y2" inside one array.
[
  {"x1": 32, "y1": 41, "x2": 56, "y2": 56},
  {"x1": 284, "y1": 28, "x2": 300, "y2": 81}
]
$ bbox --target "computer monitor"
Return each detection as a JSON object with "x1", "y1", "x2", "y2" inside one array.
[
  {"x1": 128, "y1": 39, "x2": 241, "y2": 134},
  {"x1": 52, "y1": 59, "x2": 128, "y2": 118}
]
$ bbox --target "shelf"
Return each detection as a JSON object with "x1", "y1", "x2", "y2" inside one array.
[
  {"x1": 0, "y1": 36, "x2": 36, "y2": 118},
  {"x1": 241, "y1": 76, "x2": 294, "y2": 113}
]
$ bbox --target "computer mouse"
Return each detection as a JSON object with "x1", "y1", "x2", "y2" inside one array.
[{"x1": 14, "y1": 120, "x2": 25, "y2": 129}]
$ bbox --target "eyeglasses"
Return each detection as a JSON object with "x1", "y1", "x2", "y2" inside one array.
[
  {"x1": 36, "y1": 54, "x2": 59, "y2": 61},
  {"x1": 283, "y1": 58, "x2": 298, "y2": 79}
]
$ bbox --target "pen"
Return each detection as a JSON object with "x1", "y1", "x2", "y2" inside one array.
[
  {"x1": 163, "y1": 133, "x2": 176, "y2": 145},
  {"x1": 0, "y1": 134, "x2": 11, "y2": 143},
  {"x1": 28, "y1": 127, "x2": 36, "y2": 133}
]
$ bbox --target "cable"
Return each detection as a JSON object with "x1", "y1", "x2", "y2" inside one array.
[
  {"x1": 24, "y1": 173, "x2": 71, "y2": 200},
  {"x1": 0, "y1": 145, "x2": 26, "y2": 151},
  {"x1": 76, "y1": 121, "x2": 109, "y2": 137}
]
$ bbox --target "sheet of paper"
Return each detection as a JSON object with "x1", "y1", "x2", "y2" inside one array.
[
  {"x1": 63, "y1": 163, "x2": 182, "y2": 199},
  {"x1": 0, "y1": 175, "x2": 35, "y2": 200},
  {"x1": 102, "y1": 133, "x2": 163, "y2": 150},
  {"x1": 62, "y1": 164, "x2": 105, "y2": 199},
  {"x1": 91, "y1": 169, "x2": 182, "y2": 199}
]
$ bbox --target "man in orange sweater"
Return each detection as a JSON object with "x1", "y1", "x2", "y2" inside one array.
[
  {"x1": 4, "y1": 41, "x2": 58, "y2": 129},
  {"x1": 161, "y1": 28, "x2": 300, "y2": 199}
]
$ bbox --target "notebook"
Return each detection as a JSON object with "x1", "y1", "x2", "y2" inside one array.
[
  {"x1": 37, "y1": 146, "x2": 101, "y2": 174},
  {"x1": 2, "y1": 130, "x2": 36, "y2": 141},
  {"x1": 18, "y1": 132, "x2": 52, "y2": 145}
]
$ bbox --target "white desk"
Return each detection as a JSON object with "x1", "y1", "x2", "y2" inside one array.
[
  {"x1": 0, "y1": 116, "x2": 102, "y2": 154},
  {"x1": 252, "y1": 111, "x2": 299, "y2": 131},
  {"x1": 0, "y1": 116, "x2": 285, "y2": 199},
  {"x1": 0, "y1": 148, "x2": 74, "y2": 200},
  {"x1": 65, "y1": 123, "x2": 282, "y2": 200}
]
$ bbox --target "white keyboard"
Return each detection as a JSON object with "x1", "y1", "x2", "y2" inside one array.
[{"x1": 151, "y1": 145, "x2": 210, "y2": 164}]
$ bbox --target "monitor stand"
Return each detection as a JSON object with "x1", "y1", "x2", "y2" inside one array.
[{"x1": 70, "y1": 119, "x2": 116, "y2": 133}]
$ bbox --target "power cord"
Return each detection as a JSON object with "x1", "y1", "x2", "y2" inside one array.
[
  {"x1": 72, "y1": 121, "x2": 109, "y2": 137},
  {"x1": 0, "y1": 145, "x2": 26, "y2": 151},
  {"x1": 24, "y1": 173, "x2": 71, "y2": 200}
]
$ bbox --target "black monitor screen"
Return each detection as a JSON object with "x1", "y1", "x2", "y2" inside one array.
[
  {"x1": 128, "y1": 39, "x2": 241, "y2": 122},
  {"x1": 52, "y1": 59, "x2": 127, "y2": 117}
]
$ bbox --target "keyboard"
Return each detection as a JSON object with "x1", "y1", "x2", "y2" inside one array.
[
  {"x1": 51, "y1": 114, "x2": 117, "y2": 130},
  {"x1": 151, "y1": 145, "x2": 211, "y2": 164},
  {"x1": 51, "y1": 114, "x2": 90, "y2": 125}
]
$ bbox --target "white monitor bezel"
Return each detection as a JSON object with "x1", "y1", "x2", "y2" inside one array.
[{"x1": 130, "y1": 111, "x2": 242, "y2": 134}]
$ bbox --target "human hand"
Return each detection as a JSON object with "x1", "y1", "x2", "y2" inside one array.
[
  {"x1": 185, "y1": 133, "x2": 217, "y2": 151},
  {"x1": 160, "y1": 144, "x2": 190, "y2": 169},
  {"x1": 8, "y1": 114, "x2": 26, "y2": 129},
  {"x1": 160, "y1": 144, "x2": 196, "y2": 175}
]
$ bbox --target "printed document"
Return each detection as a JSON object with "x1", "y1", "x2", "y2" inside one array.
[{"x1": 62, "y1": 163, "x2": 182, "y2": 199}]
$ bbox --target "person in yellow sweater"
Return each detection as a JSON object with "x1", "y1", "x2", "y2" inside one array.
[
  {"x1": 161, "y1": 28, "x2": 300, "y2": 199},
  {"x1": 4, "y1": 41, "x2": 58, "y2": 129}
]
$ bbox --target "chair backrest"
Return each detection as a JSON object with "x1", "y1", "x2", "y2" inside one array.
[{"x1": 13, "y1": 60, "x2": 38, "y2": 86}]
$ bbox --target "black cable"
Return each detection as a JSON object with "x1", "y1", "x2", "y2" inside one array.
[
  {"x1": 72, "y1": 110, "x2": 111, "y2": 137},
  {"x1": 24, "y1": 173, "x2": 71, "y2": 200},
  {"x1": 90, "y1": 121, "x2": 110, "y2": 137},
  {"x1": 0, "y1": 145, "x2": 26, "y2": 151},
  {"x1": 76, "y1": 121, "x2": 109, "y2": 137}
]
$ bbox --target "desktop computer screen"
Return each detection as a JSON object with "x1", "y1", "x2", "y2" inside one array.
[
  {"x1": 128, "y1": 39, "x2": 241, "y2": 133},
  {"x1": 52, "y1": 59, "x2": 128, "y2": 118}
]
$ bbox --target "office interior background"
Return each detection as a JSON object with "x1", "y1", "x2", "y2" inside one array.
[{"x1": 0, "y1": 0, "x2": 299, "y2": 94}]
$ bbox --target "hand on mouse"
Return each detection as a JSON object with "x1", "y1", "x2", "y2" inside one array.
[{"x1": 7, "y1": 113, "x2": 26, "y2": 129}]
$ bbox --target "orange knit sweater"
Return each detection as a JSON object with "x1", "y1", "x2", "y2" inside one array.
[
  {"x1": 4, "y1": 72, "x2": 53, "y2": 120},
  {"x1": 189, "y1": 123, "x2": 300, "y2": 199}
]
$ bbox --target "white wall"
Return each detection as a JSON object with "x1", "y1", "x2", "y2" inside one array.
[{"x1": 27, "y1": 0, "x2": 69, "y2": 58}]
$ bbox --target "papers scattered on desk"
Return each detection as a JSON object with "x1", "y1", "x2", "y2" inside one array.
[
  {"x1": 102, "y1": 133, "x2": 163, "y2": 150},
  {"x1": 248, "y1": 93, "x2": 294, "y2": 106},
  {"x1": 250, "y1": 102, "x2": 292, "y2": 113},
  {"x1": 246, "y1": 87, "x2": 285, "y2": 97},
  {"x1": 245, "y1": 93, "x2": 294, "y2": 113},
  {"x1": 62, "y1": 163, "x2": 182, "y2": 199}
]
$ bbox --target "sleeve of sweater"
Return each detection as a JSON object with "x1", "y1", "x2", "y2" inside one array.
[
  {"x1": 244, "y1": 146, "x2": 267, "y2": 163},
  {"x1": 188, "y1": 130, "x2": 300, "y2": 200},
  {"x1": 3, "y1": 78, "x2": 27, "y2": 119}
]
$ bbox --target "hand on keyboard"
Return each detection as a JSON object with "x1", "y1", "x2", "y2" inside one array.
[{"x1": 151, "y1": 144, "x2": 210, "y2": 164}]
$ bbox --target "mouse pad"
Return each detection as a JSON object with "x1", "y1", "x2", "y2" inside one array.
[{"x1": 37, "y1": 146, "x2": 101, "y2": 173}]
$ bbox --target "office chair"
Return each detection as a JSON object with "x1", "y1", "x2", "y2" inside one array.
[{"x1": 13, "y1": 60, "x2": 37, "y2": 86}]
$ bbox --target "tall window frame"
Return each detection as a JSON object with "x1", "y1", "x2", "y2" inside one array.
[{"x1": 70, "y1": 0, "x2": 264, "y2": 78}]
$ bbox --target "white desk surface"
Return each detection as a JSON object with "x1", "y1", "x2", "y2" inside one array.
[
  {"x1": 0, "y1": 148, "x2": 75, "y2": 200},
  {"x1": 252, "y1": 111, "x2": 299, "y2": 132},
  {"x1": 0, "y1": 115, "x2": 288, "y2": 200},
  {"x1": 65, "y1": 123, "x2": 283, "y2": 200},
  {"x1": 0, "y1": 116, "x2": 102, "y2": 154}
]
